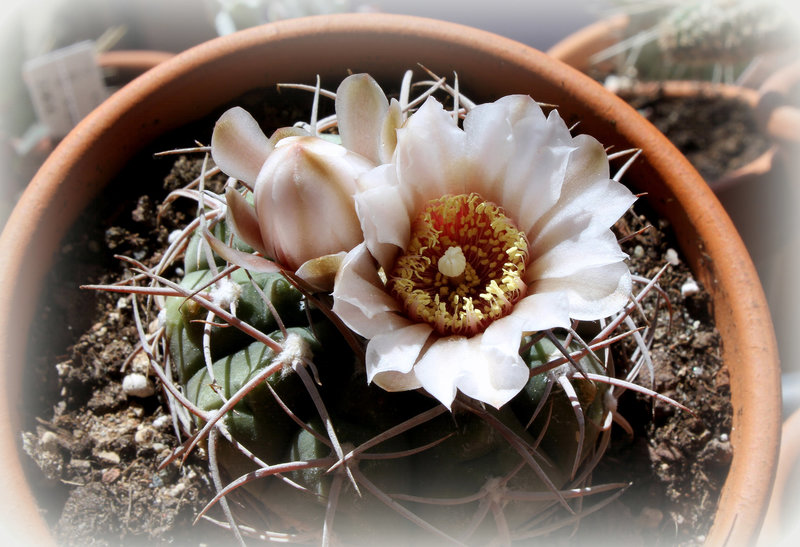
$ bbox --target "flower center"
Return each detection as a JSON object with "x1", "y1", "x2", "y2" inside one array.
[{"x1": 388, "y1": 193, "x2": 529, "y2": 336}]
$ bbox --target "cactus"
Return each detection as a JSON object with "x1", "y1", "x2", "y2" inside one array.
[
  {"x1": 594, "y1": 0, "x2": 798, "y2": 83},
  {"x1": 86, "y1": 71, "x2": 686, "y2": 545},
  {"x1": 159, "y1": 235, "x2": 615, "y2": 543}
]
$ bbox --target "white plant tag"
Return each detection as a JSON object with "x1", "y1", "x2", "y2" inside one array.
[{"x1": 22, "y1": 41, "x2": 107, "y2": 139}]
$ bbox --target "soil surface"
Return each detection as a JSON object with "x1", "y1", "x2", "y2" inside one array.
[
  {"x1": 21, "y1": 86, "x2": 732, "y2": 546},
  {"x1": 623, "y1": 88, "x2": 771, "y2": 183}
]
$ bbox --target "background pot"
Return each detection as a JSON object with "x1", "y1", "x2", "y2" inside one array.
[
  {"x1": 548, "y1": 12, "x2": 800, "y2": 387},
  {"x1": 546, "y1": 14, "x2": 800, "y2": 187},
  {"x1": 97, "y1": 50, "x2": 175, "y2": 88},
  {"x1": 0, "y1": 13, "x2": 781, "y2": 545}
]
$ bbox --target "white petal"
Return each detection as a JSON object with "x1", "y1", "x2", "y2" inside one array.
[
  {"x1": 355, "y1": 170, "x2": 411, "y2": 270},
  {"x1": 225, "y1": 187, "x2": 268, "y2": 255},
  {"x1": 531, "y1": 261, "x2": 632, "y2": 320},
  {"x1": 413, "y1": 336, "x2": 530, "y2": 409},
  {"x1": 528, "y1": 227, "x2": 629, "y2": 281},
  {"x1": 461, "y1": 96, "x2": 534, "y2": 199},
  {"x1": 457, "y1": 345, "x2": 530, "y2": 409},
  {"x1": 530, "y1": 178, "x2": 635, "y2": 256},
  {"x1": 331, "y1": 297, "x2": 409, "y2": 340},
  {"x1": 211, "y1": 107, "x2": 272, "y2": 187},
  {"x1": 463, "y1": 95, "x2": 552, "y2": 200},
  {"x1": 527, "y1": 135, "x2": 634, "y2": 243},
  {"x1": 332, "y1": 244, "x2": 407, "y2": 338},
  {"x1": 254, "y1": 136, "x2": 371, "y2": 269},
  {"x1": 480, "y1": 292, "x2": 571, "y2": 356},
  {"x1": 379, "y1": 98, "x2": 403, "y2": 163},
  {"x1": 531, "y1": 177, "x2": 636, "y2": 250},
  {"x1": 394, "y1": 97, "x2": 467, "y2": 205},
  {"x1": 366, "y1": 322, "x2": 432, "y2": 388},
  {"x1": 268, "y1": 125, "x2": 310, "y2": 146},
  {"x1": 505, "y1": 112, "x2": 578, "y2": 235},
  {"x1": 336, "y1": 73, "x2": 389, "y2": 164}
]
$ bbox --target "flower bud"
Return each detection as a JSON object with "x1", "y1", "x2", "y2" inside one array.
[{"x1": 253, "y1": 135, "x2": 373, "y2": 270}]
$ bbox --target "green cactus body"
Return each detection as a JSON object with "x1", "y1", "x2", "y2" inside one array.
[
  {"x1": 185, "y1": 331, "x2": 316, "y2": 463},
  {"x1": 164, "y1": 226, "x2": 612, "y2": 542},
  {"x1": 514, "y1": 336, "x2": 609, "y2": 472},
  {"x1": 164, "y1": 267, "x2": 306, "y2": 383}
]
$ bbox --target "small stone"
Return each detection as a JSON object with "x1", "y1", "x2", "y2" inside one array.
[
  {"x1": 122, "y1": 373, "x2": 155, "y2": 398},
  {"x1": 39, "y1": 431, "x2": 60, "y2": 453},
  {"x1": 102, "y1": 468, "x2": 121, "y2": 484},
  {"x1": 96, "y1": 451, "x2": 120, "y2": 465},
  {"x1": 55, "y1": 361, "x2": 71, "y2": 377},
  {"x1": 700, "y1": 438, "x2": 733, "y2": 466},
  {"x1": 152, "y1": 415, "x2": 170, "y2": 429},
  {"x1": 167, "y1": 482, "x2": 186, "y2": 497},
  {"x1": 665, "y1": 248, "x2": 680, "y2": 266},
  {"x1": 681, "y1": 278, "x2": 700, "y2": 296},
  {"x1": 131, "y1": 351, "x2": 151, "y2": 375},
  {"x1": 633, "y1": 245, "x2": 645, "y2": 258},
  {"x1": 70, "y1": 458, "x2": 92, "y2": 471},
  {"x1": 134, "y1": 426, "x2": 156, "y2": 445}
]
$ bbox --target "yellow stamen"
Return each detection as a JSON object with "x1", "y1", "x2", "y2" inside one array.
[{"x1": 388, "y1": 193, "x2": 528, "y2": 336}]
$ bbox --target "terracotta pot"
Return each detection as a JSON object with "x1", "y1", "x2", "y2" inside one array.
[{"x1": 0, "y1": 13, "x2": 780, "y2": 545}]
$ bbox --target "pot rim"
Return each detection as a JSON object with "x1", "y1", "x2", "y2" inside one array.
[{"x1": 0, "y1": 12, "x2": 780, "y2": 545}]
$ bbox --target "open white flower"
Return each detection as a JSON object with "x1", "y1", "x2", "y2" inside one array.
[
  {"x1": 332, "y1": 95, "x2": 636, "y2": 409},
  {"x1": 210, "y1": 73, "x2": 401, "y2": 289}
]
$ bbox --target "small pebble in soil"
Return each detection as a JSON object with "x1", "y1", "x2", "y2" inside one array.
[
  {"x1": 665, "y1": 248, "x2": 680, "y2": 266},
  {"x1": 134, "y1": 426, "x2": 157, "y2": 445},
  {"x1": 122, "y1": 373, "x2": 155, "y2": 398},
  {"x1": 681, "y1": 278, "x2": 700, "y2": 296},
  {"x1": 152, "y1": 414, "x2": 170, "y2": 429}
]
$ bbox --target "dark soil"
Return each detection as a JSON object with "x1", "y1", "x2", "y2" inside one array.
[
  {"x1": 577, "y1": 207, "x2": 732, "y2": 546},
  {"x1": 623, "y1": 89, "x2": 771, "y2": 183},
  {"x1": 21, "y1": 86, "x2": 733, "y2": 546}
]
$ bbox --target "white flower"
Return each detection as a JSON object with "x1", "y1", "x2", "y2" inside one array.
[
  {"x1": 210, "y1": 73, "x2": 401, "y2": 289},
  {"x1": 332, "y1": 95, "x2": 636, "y2": 409}
]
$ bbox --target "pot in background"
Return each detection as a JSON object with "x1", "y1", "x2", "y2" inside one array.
[{"x1": 548, "y1": 10, "x2": 800, "y2": 382}]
